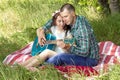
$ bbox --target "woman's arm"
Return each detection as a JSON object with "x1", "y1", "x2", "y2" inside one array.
[
  {"x1": 36, "y1": 27, "x2": 46, "y2": 46},
  {"x1": 37, "y1": 19, "x2": 53, "y2": 46}
]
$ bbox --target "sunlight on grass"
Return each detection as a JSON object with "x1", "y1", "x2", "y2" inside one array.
[
  {"x1": 0, "y1": 9, "x2": 20, "y2": 37},
  {"x1": 0, "y1": 0, "x2": 120, "y2": 80},
  {"x1": 86, "y1": 7, "x2": 102, "y2": 20}
]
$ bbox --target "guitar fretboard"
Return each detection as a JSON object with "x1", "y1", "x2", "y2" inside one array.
[
  {"x1": 36, "y1": 38, "x2": 76, "y2": 47},
  {"x1": 45, "y1": 39, "x2": 63, "y2": 44}
]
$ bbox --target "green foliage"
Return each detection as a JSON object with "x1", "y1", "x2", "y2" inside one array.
[
  {"x1": 0, "y1": 0, "x2": 120, "y2": 80},
  {"x1": 75, "y1": 0, "x2": 103, "y2": 13}
]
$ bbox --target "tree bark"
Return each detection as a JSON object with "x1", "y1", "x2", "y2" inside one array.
[{"x1": 109, "y1": 0, "x2": 120, "y2": 14}]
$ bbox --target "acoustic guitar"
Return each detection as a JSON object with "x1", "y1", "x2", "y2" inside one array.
[{"x1": 31, "y1": 34, "x2": 75, "y2": 56}]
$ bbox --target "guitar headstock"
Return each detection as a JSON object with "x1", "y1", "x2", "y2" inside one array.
[{"x1": 64, "y1": 38, "x2": 76, "y2": 46}]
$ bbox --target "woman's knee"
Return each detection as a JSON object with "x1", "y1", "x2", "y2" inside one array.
[{"x1": 43, "y1": 49, "x2": 52, "y2": 53}]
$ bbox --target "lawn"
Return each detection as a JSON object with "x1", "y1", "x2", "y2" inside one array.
[{"x1": 0, "y1": 0, "x2": 120, "y2": 80}]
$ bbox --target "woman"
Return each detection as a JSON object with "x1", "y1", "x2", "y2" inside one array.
[{"x1": 19, "y1": 11, "x2": 72, "y2": 70}]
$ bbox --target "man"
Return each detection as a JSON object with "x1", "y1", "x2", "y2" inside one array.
[{"x1": 37, "y1": 3, "x2": 99, "y2": 67}]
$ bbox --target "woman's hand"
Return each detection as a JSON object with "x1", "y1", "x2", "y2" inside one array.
[{"x1": 37, "y1": 28, "x2": 46, "y2": 46}]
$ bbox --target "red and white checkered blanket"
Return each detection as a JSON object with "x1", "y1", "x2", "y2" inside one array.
[
  {"x1": 3, "y1": 41, "x2": 120, "y2": 77},
  {"x1": 93, "y1": 41, "x2": 120, "y2": 73}
]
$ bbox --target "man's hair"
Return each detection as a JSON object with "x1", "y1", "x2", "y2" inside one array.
[{"x1": 60, "y1": 3, "x2": 75, "y2": 12}]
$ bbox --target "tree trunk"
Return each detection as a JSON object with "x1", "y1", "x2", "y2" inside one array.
[
  {"x1": 98, "y1": 0, "x2": 111, "y2": 13},
  {"x1": 98, "y1": 0, "x2": 109, "y2": 8},
  {"x1": 109, "y1": 0, "x2": 120, "y2": 14}
]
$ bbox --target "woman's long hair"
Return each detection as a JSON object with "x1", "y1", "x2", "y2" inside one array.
[{"x1": 51, "y1": 12, "x2": 71, "y2": 37}]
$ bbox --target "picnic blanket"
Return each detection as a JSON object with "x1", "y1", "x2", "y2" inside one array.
[{"x1": 3, "y1": 41, "x2": 120, "y2": 78}]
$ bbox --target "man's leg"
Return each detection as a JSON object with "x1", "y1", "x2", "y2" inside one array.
[{"x1": 46, "y1": 53, "x2": 98, "y2": 67}]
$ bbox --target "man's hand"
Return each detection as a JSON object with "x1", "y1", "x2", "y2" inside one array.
[
  {"x1": 57, "y1": 40, "x2": 71, "y2": 50},
  {"x1": 57, "y1": 40, "x2": 66, "y2": 49},
  {"x1": 37, "y1": 28, "x2": 46, "y2": 46}
]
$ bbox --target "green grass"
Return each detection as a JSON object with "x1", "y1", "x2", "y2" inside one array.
[
  {"x1": 0, "y1": 63, "x2": 66, "y2": 80},
  {"x1": 0, "y1": 0, "x2": 120, "y2": 80},
  {"x1": 91, "y1": 14, "x2": 120, "y2": 45}
]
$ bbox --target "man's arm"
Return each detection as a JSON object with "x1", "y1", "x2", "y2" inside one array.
[
  {"x1": 68, "y1": 17, "x2": 91, "y2": 57},
  {"x1": 42, "y1": 19, "x2": 53, "y2": 32}
]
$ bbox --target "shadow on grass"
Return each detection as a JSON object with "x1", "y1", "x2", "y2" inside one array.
[
  {"x1": 0, "y1": 36, "x2": 22, "y2": 61},
  {"x1": 90, "y1": 14, "x2": 120, "y2": 45},
  {"x1": 0, "y1": 27, "x2": 37, "y2": 61},
  {"x1": 23, "y1": 27, "x2": 37, "y2": 41}
]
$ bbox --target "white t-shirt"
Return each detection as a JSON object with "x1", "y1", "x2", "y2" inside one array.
[{"x1": 50, "y1": 26, "x2": 72, "y2": 53}]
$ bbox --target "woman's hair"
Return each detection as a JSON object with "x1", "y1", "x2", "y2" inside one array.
[
  {"x1": 51, "y1": 12, "x2": 60, "y2": 26},
  {"x1": 51, "y1": 12, "x2": 71, "y2": 37}
]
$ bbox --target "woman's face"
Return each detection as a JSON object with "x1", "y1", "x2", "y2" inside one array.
[{"x1": 55, "y1": 15, "x2": 65, "y2": 29}]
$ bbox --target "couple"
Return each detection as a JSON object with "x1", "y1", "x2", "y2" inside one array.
[{"x1": 19, "y1": 3, "x2": 99, "y2": 71}]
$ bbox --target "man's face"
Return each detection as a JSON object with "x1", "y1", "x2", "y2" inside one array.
[{"x1": 60, "y1": 9, "x2": 74, "y2": 25}]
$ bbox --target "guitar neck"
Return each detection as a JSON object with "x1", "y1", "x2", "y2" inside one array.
[
  {"x1": 36, "y1": 38, "x2": 76, "y2": 47},
  {"x1": 45, "y1": 39, "x2": 63, "y2": 44}
]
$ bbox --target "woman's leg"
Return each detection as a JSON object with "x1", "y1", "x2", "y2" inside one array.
[
  {"x1": 25, "y1": 49, "x2": 57, "y2": 67},
  {"x1": 19, "y1": 56, "x2": 37, "y2": 67}
]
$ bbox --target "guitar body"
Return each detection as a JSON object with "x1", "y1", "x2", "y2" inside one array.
[{"x1": 31, "y1": 34, "x2": 56, "y2": 56}]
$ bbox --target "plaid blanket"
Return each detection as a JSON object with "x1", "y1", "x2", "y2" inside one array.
[
  {"x1": 93, "y1": 41, "x2": 120, "y2": 73},
  {"x1": 3, "y1": 41, "x2": 120, "y2": 77}
]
